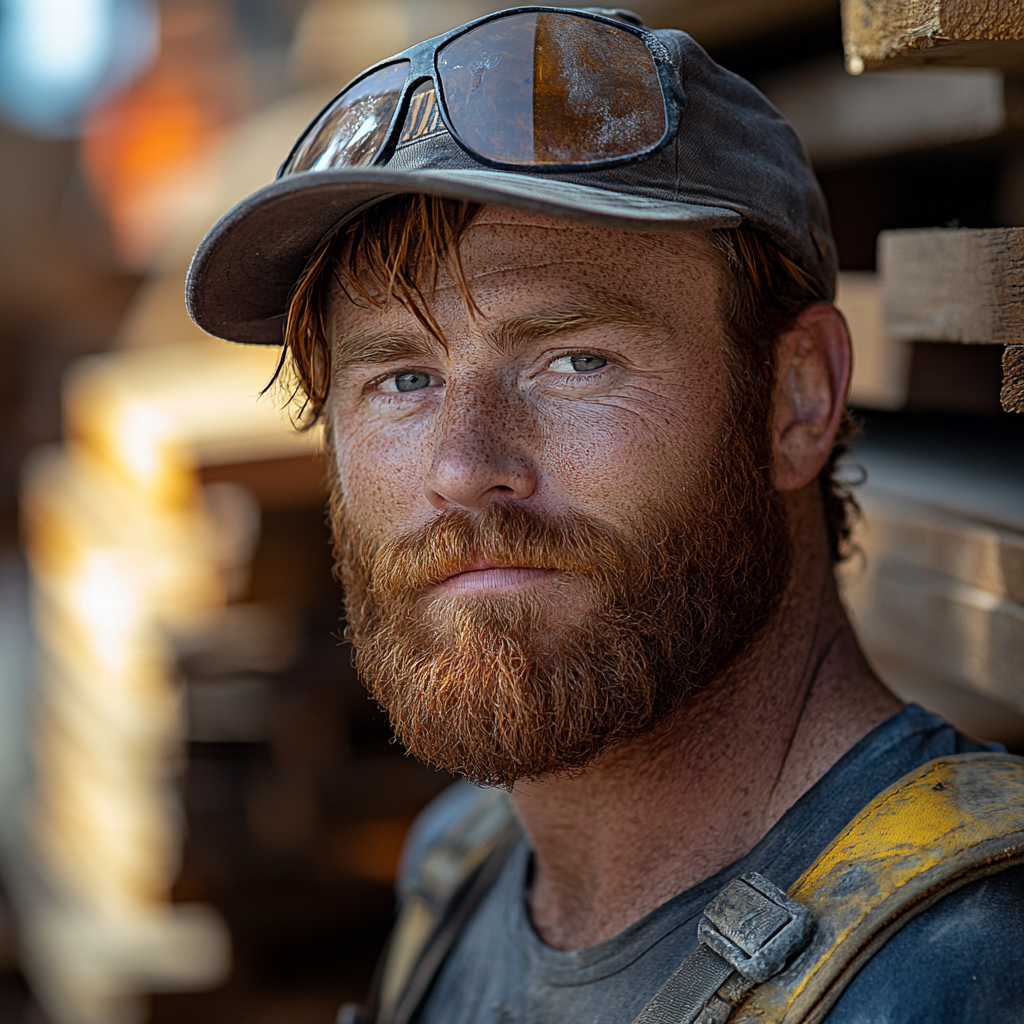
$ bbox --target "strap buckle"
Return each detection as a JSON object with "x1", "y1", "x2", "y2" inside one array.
[
  {"x1": 632, "y1": 873, "x2": 815, "y2": 1024},
  {"x1": 698, "y1": 873, "x2": 815, "y2": 983}
]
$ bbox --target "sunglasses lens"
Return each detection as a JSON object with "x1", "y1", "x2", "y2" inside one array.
[
  {"x1": 284, "y1": 61, "x2": 410, "y2": 174},
  {"x1": 437, "y1": 12, "x2": 666, "y2": 166}
]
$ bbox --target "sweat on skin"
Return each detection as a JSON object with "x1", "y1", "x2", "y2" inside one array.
[{"x1": 323, "y1": 206, "x2": 900, "y2": 952}]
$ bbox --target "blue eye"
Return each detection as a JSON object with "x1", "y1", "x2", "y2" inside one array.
[
  {"x1": 394, "y1": 371, "x2": 431, "y2": 392},
  {"x1": 548, "y1": 354, "x2": 608, "y2": 373}
]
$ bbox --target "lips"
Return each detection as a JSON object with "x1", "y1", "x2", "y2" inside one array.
[
  {"x1": 435, "y1": 559, "x2": 555, "y2": 593},
  {"x1": 439, "y1": 558, "x2": 520, "y2": 583}
]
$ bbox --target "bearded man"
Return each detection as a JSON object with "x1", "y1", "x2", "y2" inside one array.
[{"x1": 187, "y1": 8, "x2": 1024, "y2": 1024}]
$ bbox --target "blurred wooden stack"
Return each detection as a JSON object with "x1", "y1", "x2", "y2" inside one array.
[
  {"x1": 842, "y1": 435, "x2": 1024, "y2": 744},
  {"x1": 834, "y1": 1, "x2": 1024, "y2": 744},
  {"x1": 19, "y1": 340, "x2": 320, "y2": 1024}
]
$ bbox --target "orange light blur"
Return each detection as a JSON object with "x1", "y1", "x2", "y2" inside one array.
[{"x1": 80, "y1": 1, "x2": 251, "y2": 266}]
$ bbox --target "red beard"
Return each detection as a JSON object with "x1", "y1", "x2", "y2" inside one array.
[{"x1": 333, "y1": 423, "x2": 789, "y2": 788}]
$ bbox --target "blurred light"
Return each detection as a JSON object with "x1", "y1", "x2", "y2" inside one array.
[
  {"x1": 118, "y1": 401, "x2": 172, "y2": 486},
  {"x1": 81, "y1": 75, "x2": 219, "y2": 266},
  {"x1": 17, "y1": 0, "x2": 107, "y2": 83},
  {"x1": 0, "y1": 0, "x2": 157, "y2": 137},
  {"x1": 80, "y1": 2, "x2": 250, "y2": 267},
  {"x1": 70, "y1": 550, "x2": 136, "y2": 675}
]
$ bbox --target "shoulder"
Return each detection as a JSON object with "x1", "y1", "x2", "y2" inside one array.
[
  {"x1": 397, "y1": 782, "x2": 517, "y2": 904},
  {"x1": 397, "y1": 781, "x2": 483, "y2": 896},
  {"x1": 824, "y1": 865, "x2": 1024, "y2": 1024}
]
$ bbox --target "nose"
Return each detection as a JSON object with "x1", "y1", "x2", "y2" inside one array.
[{"x1": 424, "y1": 377, "x2": 538, "y2": 512}]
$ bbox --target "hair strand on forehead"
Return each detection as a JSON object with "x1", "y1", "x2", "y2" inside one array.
[{"x1": 269, "y1": 195, "x2": 483, "y2": 427}]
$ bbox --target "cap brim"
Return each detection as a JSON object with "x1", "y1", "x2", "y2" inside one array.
[{"x1": 186, "y1": 167, "x2": 742, "y2": 345}]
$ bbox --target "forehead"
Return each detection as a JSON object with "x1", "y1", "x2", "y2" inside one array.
[
  {"x1": 329, "y1": 204, "x2": 724, "y2": 332},
  {"x1": 462, "y1": 205, "x2": 719, "y2": 274}
]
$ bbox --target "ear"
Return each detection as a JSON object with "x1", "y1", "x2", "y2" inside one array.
[{"x1": 772, "y1": 302, "x2": 850, "y2": 492}]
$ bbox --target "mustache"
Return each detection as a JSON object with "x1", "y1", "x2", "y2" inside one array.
[{"x1": 358, "y1": 503, "x2": 649, "y2": 600}]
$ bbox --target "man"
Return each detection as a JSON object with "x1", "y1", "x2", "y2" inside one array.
[{"x1": 187, "y1": 9, "x2": 1024, "y2": 1023}]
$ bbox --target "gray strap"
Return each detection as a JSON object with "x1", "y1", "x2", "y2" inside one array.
[
  {"x1": 633, "y1": 943, "x2": 735, "y2": 1024},
  {"x1": 632, "y1": 873, "x2": 815, "y2": 1024}
]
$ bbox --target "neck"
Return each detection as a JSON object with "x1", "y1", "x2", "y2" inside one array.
[{"x1": 510, "y1": 488, "x2": 901, "y2": 950}]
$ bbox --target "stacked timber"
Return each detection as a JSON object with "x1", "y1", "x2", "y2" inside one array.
[
  {"x1": 834, "y1": 0, "x2": 1024, "y2": 736},
  {"x1": 839, "y1": 221, "x2": 1024, "y2": 741},
  {"x1": 878, "y1": 227, "x2": 1024, "y2": 414},
  {"x1": 840, "y1": 217, "x2": 1024, "y2": 741},
  {"x1": 842, "y1": 429, "x2": 1024, "y2": 745}
]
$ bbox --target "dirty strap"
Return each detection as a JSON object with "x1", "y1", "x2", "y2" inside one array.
[
  {"x1": 731, "y1": 751, "x2": 1024, "y2": 1024},
  {"x1": 632, "y1": 873, "x2": 813, "y2": 1024}
]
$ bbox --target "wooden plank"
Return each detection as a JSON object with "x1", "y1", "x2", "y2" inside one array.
[
  {"x1": 760, "y1": 58, "x2": 1004, "y2": 164},
  {"x1": 858, "y1": 646, "x2": 1024, "y2": 745},
  {"x1": 842, "y1": 487, "x2": 1024, "y2": 714},
  {"x1": 842, "y1": 0, "x2": 1024, "y2": 73},
  {"x1": 1003, "y1": 343, "x2": 1024, "y2": 412},
  {"x1": 878, "y1": 228, "x2": 1024, "y2": 344},
  {"x1": 851, "y1": 486, "x2": 1024, "y2": 603},
  {"x1": 846, "y1": 555, "x2": 1024, "y2": 713},
  {"x1": 835, "y1": 272, "x2": 912, "y2": 409}
]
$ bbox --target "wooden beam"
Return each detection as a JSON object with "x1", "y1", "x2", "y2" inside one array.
[
  {"x1": 842, "y1": 0, "x2": 1024, "y2": 73},
  {"x1": 878, "y1": 228, "x2": 1024, "y2": 411},
  {"x1": 849, "y1": 551, "x2": 1024, "y2": 712},
  {"x1": 852, "y1": 487, "x2": 1024, "y2": 604},
  {"x1": 878, "y1": 228, "x2": 1024, "y2": 344},
  {"x1": 843, "y1": 485, "x2": 1024, "y2": 716},
  {"x1": 760, "y1": 57, "x2": 1004, "y2": 164},
  {"x1": 835, "y1": 271, "x2": 913, "y2": 409}
]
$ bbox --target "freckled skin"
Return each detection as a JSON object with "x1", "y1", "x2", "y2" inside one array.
[
  {"x1": 328, "y1": 207, "x2": 901, "y2": 951},
  {"x1": 330, "y1": 213, "x2": 726, "y2": 544}
]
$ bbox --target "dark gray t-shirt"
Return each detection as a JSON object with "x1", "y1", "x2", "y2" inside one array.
[{"x1": 403, "y1": 705, "x2": 1024, "y2": 1024}]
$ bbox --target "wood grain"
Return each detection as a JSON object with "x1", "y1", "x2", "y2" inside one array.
[
  {"x1": 842, "y1": 0, "x2": 1024, "y2": 72},
  {"x1": 850, "y1": 486, "x2": 1024, "y2": 604},
  {"x1": 1003, "y1": 344, "x2": 1024, "y2": 412},
  {"x1": 878, "y1": 228, "x2": 1024, "y2": 344}
]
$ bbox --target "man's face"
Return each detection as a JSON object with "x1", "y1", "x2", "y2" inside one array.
[{"x1": 327, "y1": 207, "x2": 789, "y2": 785}]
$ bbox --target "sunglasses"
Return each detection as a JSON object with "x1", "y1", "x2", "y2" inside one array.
[{"x1": 279, "y1": 6, "x2": 681, "y2": 177}]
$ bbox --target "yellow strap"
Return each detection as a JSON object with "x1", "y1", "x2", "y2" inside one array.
[{"x1": 733, "y1": 751, "x2": 1024, "y2": 1024}]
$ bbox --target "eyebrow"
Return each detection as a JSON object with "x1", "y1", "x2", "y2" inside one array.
[
  {"x1": 333, "y1": 331, "x2": 436, "y2": 374},
  {"x1": 487, "y1": 295, "x2": 671, "y2": 357}
]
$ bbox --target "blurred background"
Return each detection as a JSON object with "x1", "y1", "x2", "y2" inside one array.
[{"x1": 0, "y1": 1, "x2": 1022, "y2": 1023}]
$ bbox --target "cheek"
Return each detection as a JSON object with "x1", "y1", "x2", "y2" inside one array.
[
  {"x1": 538, "y1": 366, "x2": 727, "y2": 516},
  {"x1": 332, "y1": 413, "x2": 431, "y2": 536}
]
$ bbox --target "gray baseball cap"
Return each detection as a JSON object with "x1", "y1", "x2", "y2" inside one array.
[{"x1": 186, "y1": 8, "x2": 836, "y2": 346}]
